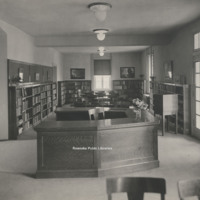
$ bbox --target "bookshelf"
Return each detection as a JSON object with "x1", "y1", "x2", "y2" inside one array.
[
  {"x1": 150, "y1": 81, "x2": 190, "y2": 134},
  {"x1": 113, "y1": 80, "x2": 147, "y2": 99},
  {"x1": 8, "y1": 82, "x2": 57, "y2": 139},
  {"x1": 58, "y1": 80, "x2": 91, "y2": 107}
]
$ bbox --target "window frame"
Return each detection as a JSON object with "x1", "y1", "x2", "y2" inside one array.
[
  {"x1": 194, "y1": 32, "x2": 200, "y2": 51},
  {"x1": 93, "y1": 75, "x2": 111, "y2": 91}
]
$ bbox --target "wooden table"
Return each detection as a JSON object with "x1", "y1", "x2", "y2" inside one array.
[{"x1": 35, "y1": 109, "x2": 160, "y2": 178}]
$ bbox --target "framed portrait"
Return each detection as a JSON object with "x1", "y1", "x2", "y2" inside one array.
[
  {"x1": 120, "y1": 67, "x2": 135, "y2": 78},
  {"x1": 164, "y1": 61, "x2": 173, "y2": 82},
  {"x1": 70, "y1": 68, "x2": 85, "y2": 79}
]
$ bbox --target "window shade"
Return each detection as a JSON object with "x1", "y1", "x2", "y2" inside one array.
[{"x1": 94, "y1": 60, "x2": 111, "y2": 75}]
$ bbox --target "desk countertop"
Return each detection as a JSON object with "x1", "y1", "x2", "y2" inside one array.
[{"x1": 35, "y1": 109, "x2": 159, "y2": 132}]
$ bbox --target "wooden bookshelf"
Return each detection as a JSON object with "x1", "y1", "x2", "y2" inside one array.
[
  {"x1": 150, "y1": 81, "x2": 190, "y2": 134},
  {"x1": 8, "y1": 82, "x2": 57, "y2": 139},
  {"x1": 113, "y1": 80, "x2": 147, "y2": 100},
  {"x1": 57, "y1": 80, "x2": 91, "y2": 107}
]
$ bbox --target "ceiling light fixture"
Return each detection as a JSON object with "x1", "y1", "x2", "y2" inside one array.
[
  {"x1": 98, "y1": 46, "x2": 105, "y2": 56},
  {"x1": 93, "y1": 29, "x2": 109, "y2": 41},
  {"x1": 88, "y1": 2, "x2": 112, "y2": 22},
  {"x1": 99, "y1": 51, "x2": 104, "y2": 56}
]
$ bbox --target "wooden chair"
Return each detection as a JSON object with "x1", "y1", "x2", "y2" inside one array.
[
  {"x1": 88, "y1": 108, "x2": 97, "y2": 120},
  {"x1": 177, "y1": 179, "x2": 200, "y2": 200},
  {"x1": 96, "y1": 107, "x2": 105, "y2": 119},
  {"x1": 106, "y1": 177, "x2": 166, "y2": 200}
]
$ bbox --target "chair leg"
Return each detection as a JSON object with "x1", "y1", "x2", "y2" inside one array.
[
  {"x1": 162, "y1": 114, "x2": 165, "y2": 136},
  {"x1": 166, "y1": 116, "x2": 169, "y2": 132},
  {"x1": 108, "y1": 194, "x2": 112, "y2": 200},
  {"x1": 161, "y1": 194, "x2": 165, "y2": 200},
  {"x1": 175, "y1": 112, "x2": 178, "y2": 134}
]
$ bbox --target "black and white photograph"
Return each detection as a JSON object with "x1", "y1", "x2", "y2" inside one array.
[
  {"x1": 120, "y1": 67, "x2": 135, "y2": 78},
  {"x1": 1, "y1": 1, "x2": 200, "y2": 200}
]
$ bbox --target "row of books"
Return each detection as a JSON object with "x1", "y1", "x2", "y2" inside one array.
[
  {"x1": 53, "y1": 89, "x2": 57, "y2": 95},
  {"x1": 155, "y1": 84, "x2": 184, "y2": 95},
  {"x1": 42, "y1": 104, "x2": 47, "y2": 111},
  {"x1": 18, "y1": 96, "x2": 55, "y2": 115},
  {"x1": 47, "y1": 91, "x2": 52, "y2": 97},
  {"x1": 22, "y1": 111, "x2": 32, "y2": 122},
  {"x1": 41, "y1": 92, "x2": 47, "y2": 99},
  {"x1": 113, "y1": 80, "x2": 143, "y2": 85},
  {"x1": 47, "y1": 96, "x2": 52, "y2": 103},
  {"x1": 41, "y1": 98, "x2": 47, "y2": 106},
  {"x1": 41, "y1": 84, "x2": 52, "y2": 92},
  {"x1": 22, "y1": 87, "x2": 32, "y2": 97},
  {"x1": 52, "y1": 83, "x2": 56, "y2": 89},
  {"x1": 32, "y1": 87, "x2": 41, "y2": 95},
  {"x1": 33, "y1": 104, "x2": 41, "y2": 115},
  {"x1": 32, "y1": 95, "x2": 41, "y2": 105},
  {"x1": 33, "y1": 114, "x2": 41, "y2": 126},
  {"x1": 74, "y1": 81, "x2": 91, "y2": 86},
  {"x1": 22, "y1": 99, "x2": 32, "y2": 111}
]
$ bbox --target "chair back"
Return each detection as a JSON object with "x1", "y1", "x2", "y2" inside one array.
[
  {"x1": 106, "y1": 177, "x2": 166, "y2": 200},
  {"x1": 96, "y1": 107, "x2": 105, "y2": 119},
  {"x1": 177, "y1": 179, "x2": 200, "y2": 200},
  {"x1": 88, "y1": 108, "x2": 97, "y2": 120}
]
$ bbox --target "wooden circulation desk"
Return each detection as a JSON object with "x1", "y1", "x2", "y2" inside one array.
[{"x1": 35, "y1": 108, "x2": 160, "y2": 178}]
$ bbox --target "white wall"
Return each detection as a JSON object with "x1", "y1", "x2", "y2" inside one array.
[
  {"x1": 53, "y1": 50, "x2": 64, "y2": 81},
  {"x1": 111, "y1": 52, "x2": 142, "y2": 80},
  {"x1": 63, "y1": 53, "x2": 92, "y2": 80},
  {"x1": 0, "y1": 19, "x2": 64, "y2": 81},
  {"x1": 63, "y1": 52, "x2": 142, "y2": 81},
  {"x1": 142, "y1": 18, "x2": 200, "y2": 85}
]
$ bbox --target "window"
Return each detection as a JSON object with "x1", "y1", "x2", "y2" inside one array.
[
  {"x1": 147, "y1": 48, "x2": 154, "y2": 93},
  {"x1": 93, "y1": 59, "x2": 111, "y2": 90},
  {"x1": 195, "y1": 62, "x2": 200, "y2": 129},
  {"x1": 148, "y1": 54, "x2": 154, "y2": 81},
  {"x1": 94, "y1": 75, "x2": 111, "y2": 90},
  {"x1": 194, "y1": 32, "x2": 200, "y2": 50}
]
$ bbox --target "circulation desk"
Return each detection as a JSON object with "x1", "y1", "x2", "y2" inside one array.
[{"x1": 35, "y1": 109, "x2": 160, "y2": 178}]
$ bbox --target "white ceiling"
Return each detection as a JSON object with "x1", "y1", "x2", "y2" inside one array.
[{"x1": 0, "y1": 0, "x2": 200, "y2": 54}]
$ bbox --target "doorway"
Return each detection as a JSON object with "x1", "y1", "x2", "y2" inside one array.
[{"x1": 192, "y1": 61, "x2": 200, "y2": 138}]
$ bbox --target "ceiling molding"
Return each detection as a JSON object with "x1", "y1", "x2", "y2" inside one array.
[{"x1": 34, "y1": 34, "x2": 173, "y2": 48}]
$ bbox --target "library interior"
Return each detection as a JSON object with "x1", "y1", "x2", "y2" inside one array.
[{"x1": 0, "y1": 1, "x2": 200, "y2": 200}]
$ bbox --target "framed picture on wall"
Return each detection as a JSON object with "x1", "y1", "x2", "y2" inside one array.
[
  {"x1": 70, "y1": 68, "x2": 85, "y2": 79},
  {"x1": 120, "y1": 67, "x2": 135, "y2": 78}
]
